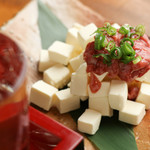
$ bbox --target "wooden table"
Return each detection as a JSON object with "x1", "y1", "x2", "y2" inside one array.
[
  {"x1": 0, "y1": 0, "x2": 30, "y2": 26},
  {"x1": 0, "y1": 0, "x2": 150, "y2": 150},
  {"x1": 1, "y1": 0, "x2": 150, "y2": 34}
]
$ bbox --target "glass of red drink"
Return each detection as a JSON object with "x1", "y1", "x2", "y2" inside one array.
[{"x1": 0, "y1": 33, "x2": 29, "y2": 150}]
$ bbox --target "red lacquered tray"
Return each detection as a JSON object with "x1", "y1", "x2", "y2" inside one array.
[{"x1": 29, "y1": 106, "x2": 84, "y2": 150}]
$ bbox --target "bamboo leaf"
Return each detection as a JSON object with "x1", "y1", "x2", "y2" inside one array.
[
  {"x1": 70, "y1": 101, "x2": 138, "y2": 150},
  {"x1": 38, "y1": 0, "x2": 67, "y2": 49},
  {"x1": 37, "y1": 1, "x2": 138, "y2": 149}
]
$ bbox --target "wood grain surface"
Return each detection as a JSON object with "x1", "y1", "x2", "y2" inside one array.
[
  {"x1": 0, "y1": 0, "x2": 30, "y2": 26},
  {"x1": 0, "y1": 0, "x2": 149, "y2": 150}
]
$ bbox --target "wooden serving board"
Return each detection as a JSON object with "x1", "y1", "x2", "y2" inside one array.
[{"x1": 0, "y1": 0, "x2": 149, "y2": 149}]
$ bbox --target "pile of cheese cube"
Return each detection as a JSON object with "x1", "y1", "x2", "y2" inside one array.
[{"x1": 30, "y1": 22, "x2": 150, "y2": 135}]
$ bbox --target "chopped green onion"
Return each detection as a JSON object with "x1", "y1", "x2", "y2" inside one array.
[
  {"x1": 133, "y1": 56, "x2": 142, "y2": 64},
  {"x1": 107, "y1": 26, "x2": 117, "y2": 36},
  {"x1": 130, "y1": 26, "x2": 134, "y2": 30},
  {"x1": 93, "y1": 53, "x2": 112, "y2": 65},
  {"x1": 120, "y1": 38, "x2": 134, "y2": 47},
  {"x1": 124, "y1": 24, "x2": 130, "y2": 29},
  {"x1": 121, "y1": 55, "x2": 135, "y2": 64},
  {"x1": 93, "y1": 22, "x2": 144, "y2": 65},
  {"x1": 119, "y1": 27, "x2": 128, "y2": 35},
  {"x1": 121, "y1": 42, "x2": 135, "y2": 56},
  {"x1": 95, "y1": 33, "x2": 102, "y2": 50},
  {"x1": 110, "y1": 47, "x2": 122, "y2": 59},
  {"x1": 104, "y1": 22, "x2": 110, "y2": 28},
  {"x1": 94, "y1": 27, "x2": 107, "y2": 34},
  {"x1": 130, "y1": 32, "x2": 141, "y2": 40},
  {"x1": 95, "y1": 33, "x2": 107, "y2": 50},
  {"x1": 106, "y1": 41, "x2": 115, "y2": 51},
  {"x1": 127, "y1": 31, "x2": 131, "y2": 37},
  {"x1": 91, "y1": 27, "x2": 106, "y2": 36},
  {"x1": 98, "y1": 27, "x2": 107, "y2": 33},
  {"x1": 135, "y1": 24, "x2": 145, "y2": 36},
  {"x1": 119, "y1": 24, "x2": 130, "y2": 35},
  {"x1": 103, "y1": 38, "x2": 108, "y2": 48}
]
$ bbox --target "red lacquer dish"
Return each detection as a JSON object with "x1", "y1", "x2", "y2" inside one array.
[{"x1": 29, "y1": 106, "x2": 84, "y2": 150}]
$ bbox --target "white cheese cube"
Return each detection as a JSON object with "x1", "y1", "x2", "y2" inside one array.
[
  {"x1": 55, "y1": 88, "x2": 80, "y2": 114},
  {"x1": 119, "y1": 100, "x2": 146, "y2": 125},
  {"x1": 69, "y1": 53, "x2": 84, "y2": 71},
  {"x1": 43, "y1": 64, "x2": 70, "y2": 89},
  {"x1": 29, "y1": 80, "x2": 58, "y2": 111},
  {"x1": 89, "y1": 97, "x2": 113, "y2": 117},
  {"x1": 78, "y1": 23, "x2": 97, "y2": 49},
  {"x1": 78, "y1": 109, "x2": 101, "y2": 135},
  {"x1": 72, "y1": 23, "x2": 84, "y2": 30},
  {"x1": 80, "y1": 96, "x2": 88, "y2": 101},
  {"x1": 48, "y1": 41, "x2": 74, "y2": 65},
  {"x1": 136, "y1": 83, "x2": 150, "y2": 109},
  {"x1": 109, "y1": 80, "x2": 128, "y2": 110},
  {"x1": 76, "y1": 62, "x2": 87, "y2": 75},
  {"x1": 136, "y1": 70, "x2": 150, "y2": 84},
  {"x1": 88, "y1": 81, "x2": 110, "y2": 98},
  {"x1": 70, "y1": 72, "x2": 88, "y2": 96},
  {"x1": 67, "y1": 81, "x2": 71, "y2": 87},
  {"x1": 112, "y1": 23, "x2": 121, "y2": 29},
  {"x1": 66, "y1": 27, "x2": 82, "y2": 51},
  {"x1": 88, "y1": 82, "x2": 113, "y2": 117},
  {"x1": 38, "y1": 50, "x2": 57, "y2": 72},
  {"x1": 71, "y1": 49, "x2": 83, "y2": 59}
]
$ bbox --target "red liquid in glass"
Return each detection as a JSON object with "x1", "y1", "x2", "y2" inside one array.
[{"x1": 0, "y1": 33, "x2": 29, "y2": 150}]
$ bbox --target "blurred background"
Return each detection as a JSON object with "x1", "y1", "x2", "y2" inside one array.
[
  {"x1": 0, "y1": 0, "x2": 150, "y2": 34},
  {"x1": 80, "y1": 0, "x2": 150, "y2": 28}
]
